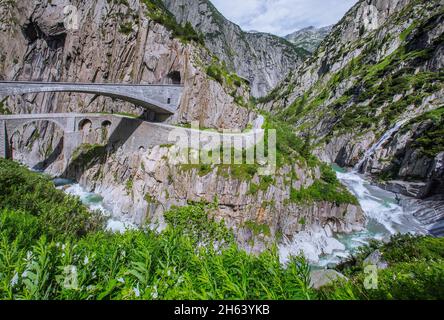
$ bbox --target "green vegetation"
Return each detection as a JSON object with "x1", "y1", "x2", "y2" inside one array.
[
  {"x1": 290, "y1": 165, "x2": 358, "y2": 206},
  {"x1": 243, "y1": 221, "x2": 271, "y2": 237},
  {"x1": 99, "y1": 111, "x2": 140, "y2": 118},
  {"x1": 248, "y1": 176, "x2": 274, "y2": 195},
  {"x1": 0, "y1": 159, "x2": 104, "y2": 241},
  {"x1": 0, "y1": 100, "x2": 11, "y2": 115},
  {"x1": 274, "y1": 8, "x2": 443, "y2": 144},
  {"x1": 0, "y1": 159, "x2": 315, "y2": 300},
  {"x1": 119, "y1": 22, "x2": 133, "y2": 35},
  {"x1": 321, "y1": 235, "x2": 444, "y2": 300},
  {"x1": 180, "y1": 163, "x2": 214, "y2": 177},
  {"x1": 263, "y1": 116, "x2": 316, "y2": 167},
  {"x1": 410, "y1": 106, "x2": 444, "y2": 157},
  {"x1": 125, "y1": 178, "x2": 134, "y2": 193},
  {"x1": 142, "y1": 0, "x2": 204, "y2": 45},
  {"x1": 1, "y1": 160, "x2": 443, "y2": 300},
  {"x1": 71, "y1": 144, "x2": 107, "y2": 168},
  {"x1": 206, "y1": 60, "x2": 249, "y2": 107}
]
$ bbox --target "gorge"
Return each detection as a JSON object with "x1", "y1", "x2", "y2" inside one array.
[{"x1": 0, "y1": 0, "x2": 443, "y2": 300}]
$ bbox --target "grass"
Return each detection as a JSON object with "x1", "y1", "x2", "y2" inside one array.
[
  {"x1": 119, "y1": 22, "x2": 133, "y2": 35},
  {"x1": 410, "y1": 106, "x2": 444, "y2": 157},
  {"x1": 322, "y1": 235, "x2": 444, "y2": 300},
  {"x1": 0, "y1": 159, "x2": 104, "y2": 241},
  {"x1": 0, "y1": 100, "x2": 11, "y2": 115},
  {"x1": 0, "y1": 159, "x2": 315, "y2": 300},
  {"x1": 142, "y1": 0, "x2": 204, "y2": 45},
  {"x1": 1, "y1": 159, "x2": 443, "y2": 300},
  {"x1": 70, "y1": 144, "x2": 107, "y2": 168},
  {"x1": 243, "y1": 221, "x2": 271, "y2": 237},
  {"x1": 206, "y1": 60, "x2": 250, "y2": 107}
]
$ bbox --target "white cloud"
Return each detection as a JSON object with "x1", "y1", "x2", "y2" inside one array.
[{"x1": 210, "y1": 0, "x2": 358, "y2": 36}]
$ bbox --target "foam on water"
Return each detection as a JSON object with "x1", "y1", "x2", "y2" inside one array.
[
  {"x1": 279, "y1": 166, "x2": 425, "y2": 266},
  {"x1": 279, "y1": 225, "x2": 346, "y2": 265},
  {"x1": 56, "y1": 182, "x2": 136, "y2": 233},
  {"x1": 355, "y1": 119, "x2": 410, "y2": 172}
]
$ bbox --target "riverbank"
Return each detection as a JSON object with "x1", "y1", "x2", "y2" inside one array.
[
  {"x1": 279, "y1": 165, "x2": 430, "y2": 267},
  {"x1": 52, "y1": 164, "x2": 432, "y2": 268}
]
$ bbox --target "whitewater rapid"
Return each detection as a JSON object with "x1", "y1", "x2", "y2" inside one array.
[
  {"x1": 279, "y1": 166, "x2": 426, "y2": 267},
  {"x1": 51, "y1": 161, "x2": 426, "y2": 267},
  {"x1": 54, "y1": 171, "x2": 426, "y2": 267},
  {"x1": 53, "y1": 178, "x2": 137, "y2": 233}
]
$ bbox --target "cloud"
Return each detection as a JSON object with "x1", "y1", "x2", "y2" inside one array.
[{"x1": 210, "y1": 0, "x2": 358, "y2": 36}]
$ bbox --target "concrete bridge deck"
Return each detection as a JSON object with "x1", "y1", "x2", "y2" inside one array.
[{"x1": 0, "y1": 81, "x2": 183, "y2": 115}]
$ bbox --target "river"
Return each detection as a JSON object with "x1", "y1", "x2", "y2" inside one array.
[
  {"x1": 50, "y1": 159, "x2": 428, "y2": 267},
  {"x1": 54, "y1": 169, "x2": 427, "y2": 267},
  {"x1": 279, "y1": 165, "x2": 427, "y2": 267},
  {"x1": 53, "y1": 178, "x2": 137, "y2": 233}
]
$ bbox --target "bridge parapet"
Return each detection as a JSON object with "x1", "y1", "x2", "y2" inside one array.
[{"x1": 0, "y1": 81, "x2": 183, "y2": 115}]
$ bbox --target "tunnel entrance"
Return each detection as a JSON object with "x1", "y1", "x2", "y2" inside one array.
[
  {"x1": 167, "y1": 71, "x2": 181, "y2": 85},
  {"x1": 22, "y1": 20, "x2": 66, "y2": 50}
]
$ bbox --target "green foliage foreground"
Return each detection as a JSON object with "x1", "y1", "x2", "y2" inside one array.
[
  {"x1": 0, "y1": 159, "x2": 313, "y2": 300},
  {"x1": 321, "y1": 235, "x2": 444, "y2": 300},
  {"x1": 0, "y1": 158, "x2": 443, "y2": 300}
]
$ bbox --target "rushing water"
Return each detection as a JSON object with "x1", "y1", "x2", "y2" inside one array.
[
  {"x1": 355, "y1": 119, "x2": 410, "y2": 172},
  {"x1": 54, "y1": 171, "x2": 427, "y2": 267},
  {"x1": 280, "y1": 120, "x2": 429, "y2": 267},
  {"x1": 279, "y1": 163, "x2": 428, "y2": 267},
  {"x1": 52, "y1": 121, "x2": 428, "y2": 267},
  {"x1": 53, "y1": 178, "x2": 136, "y2": 233}
]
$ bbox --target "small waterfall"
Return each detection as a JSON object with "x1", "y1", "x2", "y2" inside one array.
[{"x1": 354, "y1": 119, "x2": 410, "y2": 173}]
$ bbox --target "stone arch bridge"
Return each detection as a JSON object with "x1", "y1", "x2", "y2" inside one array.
[
  {"x1": 0, "y1": 112, "x2": 267, "y2": 167},
  {"x1": 0, "y1": 81, "x2": 183, "y2": 119},
  {"x1": 0, "y1": 113, "x2": 175, "y2": 163}
]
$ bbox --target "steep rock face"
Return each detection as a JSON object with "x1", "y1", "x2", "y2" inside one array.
[
  {"x1": 260, "y1": 0, "x2": 444, "y2": 198},
  {"x1": 162, "y1": 0, "x2": 307, "y2": 97},
  {"x1": 285, "y1": 26, "x2": 333, "y2": 53},
  {"x1": 0, "y1": 0, "x2": 365, "y2": 252},
  {"x1": 0, "y1": 0, "x2": 254, "y2": 168},
  {"x1": 0, "y1": 0, "x2": 253, "y2": 128}
]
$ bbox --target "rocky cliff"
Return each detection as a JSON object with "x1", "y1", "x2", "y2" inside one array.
[
  {"x1": 0, "y1": 0, "x2": 364, "y2": 254},
  {"x1": 64, "y1": 144, "x2": 364, "y2": 253},
  {"x1": 260, "y1": 0, "x2": 444, "y2": 200},
  {"x1": 162, "y1": 0, "x2": 308, "y2": 97},
  {"x1": 285, "y1": 25, "x2": 333, "y2": 53},
  {"x1": 0, "y1": 0, "x2": 253, "y2": 129},
  {"x1": 0, "y1": 0, "x2": 256, "y2": 170}
]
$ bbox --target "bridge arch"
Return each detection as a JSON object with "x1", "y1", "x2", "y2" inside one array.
[
  {"x1": 78, "y1": 118, "x2": 93, "y2": 132},
  {"x1": 7, "y1": 118, "x2": 67, "y2": 135},
  {"x1": 7, "y1": 118, "x2": 67, "y2": 161},
  {"x1": 0, "y1": 82, "x2": 183, "y2": 117},
  {"x1": 101, "y1": 120, "x2": 112, "y2": 128}
]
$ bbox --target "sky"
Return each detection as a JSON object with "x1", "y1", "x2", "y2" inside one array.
[{"x1": 211, "y1": 0, "x2": 358, "y2": 36}]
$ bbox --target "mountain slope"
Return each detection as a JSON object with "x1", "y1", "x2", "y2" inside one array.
[
  {"x1": 162, "y1": 0, "x2": 308, "y2": 97},
  {"x1": 285, "y1": 25, "x2": 333, "y2": 53},
  {"x1": 0, "y1": 0, "x2": 363, "y2": 255},
  {"x1": 260, "y1": 0, "x2": 444, "y2": 199}
]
